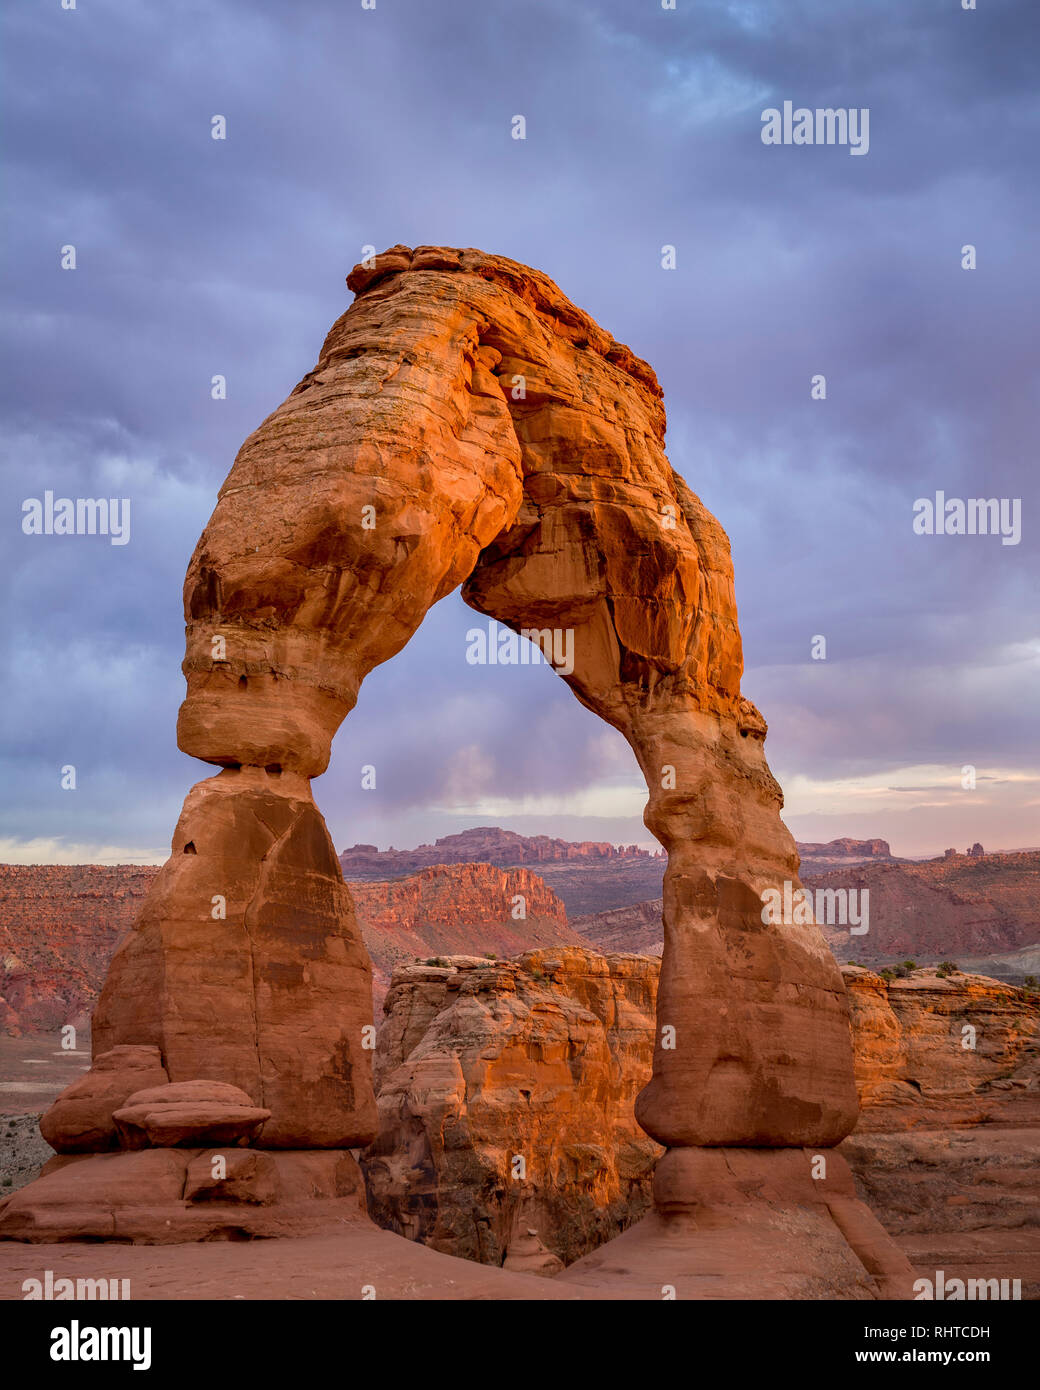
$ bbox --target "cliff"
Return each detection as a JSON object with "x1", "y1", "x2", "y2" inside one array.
[
  {"x1": 0, "y1": 866, "x2": 156, "y2": 1036},
  {"x1": 0, "y1": 861, "x2": 580, "y2": 1029},
  {"x1": 816, "y1": 851, "x2": 1040, "y2": 963},
  {"x1": 366, "y1": 953, "x2": 1039, "y2": 1290},
  {"x1": 363, "y1": 948, "x2": 661, "y2": 1266},
  {"x1": 349, "y1": 863, "x2": 583, "y2": 1002}
]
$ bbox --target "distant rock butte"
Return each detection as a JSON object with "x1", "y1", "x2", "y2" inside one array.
[
  {"x1": 340, "y1": 827, "x2": 889, "y2": 879},
  {"x1": 798, "y1": 837, "x2": 893, "y2": 863},
  {"x1": 340, "y1": 826, "x2": 662, "y2": 879}
]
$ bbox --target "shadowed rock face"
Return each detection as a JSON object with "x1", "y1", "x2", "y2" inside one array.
[{"x1": 26, "y1": 247, "x2": 857, "y2": 1241}]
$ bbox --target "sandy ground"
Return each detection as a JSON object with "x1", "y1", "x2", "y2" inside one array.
[
  {"x1": 0, "y1": 1220, "x2": 626, "y2": 1301},
  {"x1": 0, "y1": 1035, "x2": 92, "y2": 1201},
  {"x1": 0, "y1": 1035, "x2": 91, "y2": 1115}
]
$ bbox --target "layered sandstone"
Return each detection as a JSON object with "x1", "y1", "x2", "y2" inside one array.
[
  {"x1": 0, "y1": 860, "x2": 578, "y2": 1031},
  {"x1": 363, "y1": 948, "x2": 661, "y2": 1265},
  {"x1": 839, "y1": 966, "x2": 1040, "y2": 1298},
  {"x1": 365, "y1": 951, "x2": 1038, "y2": 1293},
  {"x1": 0, "y1": 866, "x2": 154, "y2": 1036},
  {"x1": 843, "y1": 965, "x2": 1040, "y2": 1130},
  {"x1": 89, "y1": 768, "x2": 377, "y2": 1150},
  {"x1": 349, "y1": 862, "x2": 583, "y2": 1004},
  {"x1": 815, "y1": 851, "x2": 1040, "y2": 964}
]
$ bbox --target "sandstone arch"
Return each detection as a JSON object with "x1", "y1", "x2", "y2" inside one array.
[{"x1": 5, "y1": 248, "x2": 913, "y2": 1294}]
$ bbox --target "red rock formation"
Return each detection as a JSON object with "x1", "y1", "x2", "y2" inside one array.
[
  {"x1": 839, "y1": 966, "x2": 1040, "y2": 1298},
  {"x1": 112, "y1": 1081, "x2": 272, "y2": 1150},
  {"x1": 365, "y1": 950, "x2": 1038, "y2": 1295},
  {"x1": 39, "y1": 1046, "x2": 169, "y2": 1154},
  {"x1": 363, "y1": 948, "x2": 661, "y2": 1265},
  {"x1": 3, "y1": 247, "x2": 869, "y2": 1285},
  {"x1": 841, "y1": 965, "x2": 1040, "y2": 1131},
  {"x1": 0, "y1": 1148, "x2": 369, "y2": 1244},
  {"x1": 349, "y1": 862, "x2": 584, "y2": 1003},
  {"x1": 0, "y1": 861, "x2": 579, "y2": 1031},
  {"x1": 89, "y1": 769, "x2": 377, "y2": 1150}
]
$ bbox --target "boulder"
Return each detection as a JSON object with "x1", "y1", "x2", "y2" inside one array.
[{"x1": 112, "y1": 1081, "x2": 271, "y2": 1149}]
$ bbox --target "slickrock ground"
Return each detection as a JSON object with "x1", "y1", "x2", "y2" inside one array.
[
  {"x1": 0, "y1": 1219, "x2": 605, "y2": 1301},
  {"x1": 363, "y1": 951, "x2": 1039, "y2": 1293}
]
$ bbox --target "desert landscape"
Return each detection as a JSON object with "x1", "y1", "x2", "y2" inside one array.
[
  {"x1": 1, "y1": 243, "x2": 1038, "y2": 1313},
  {"x1": 2, "y1": 827, "x2": 1038, "y2": 1298}
]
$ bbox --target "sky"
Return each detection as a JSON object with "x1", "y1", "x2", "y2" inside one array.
[{"x1": 2, "y1": 0, "x2": 1038, "y2": 865}]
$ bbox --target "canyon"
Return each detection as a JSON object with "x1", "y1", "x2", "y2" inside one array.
[
  {"x1": 3, "y1": 842, "x2": 1038, "y2": 1035},
  {"x1": 363, "y1": 950, "x2": 1039, "y2": 1292},
  {"x1": 0, "y1": 860, "x2": 581, "y2": 1032}
]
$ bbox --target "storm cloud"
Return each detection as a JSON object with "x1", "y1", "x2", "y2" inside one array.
[{"x1": 2, "y1": 0, "x2": 1037, "y2": 862}]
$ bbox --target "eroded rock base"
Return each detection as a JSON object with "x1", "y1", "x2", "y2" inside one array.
[
  {"x1": 0, "y1": 1148, "x2": 365, "y2": 1244},
  {"x1": 558, "y1": 1148, "x2": 917, "y2": 1300}
]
